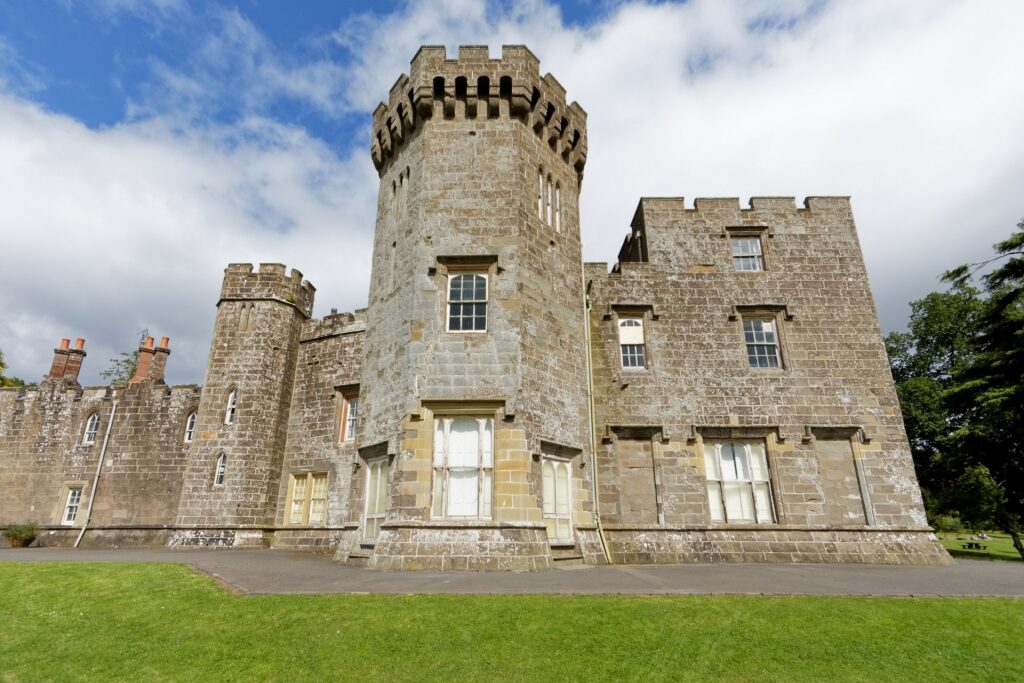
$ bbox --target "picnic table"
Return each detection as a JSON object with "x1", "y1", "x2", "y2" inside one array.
[{"x1": 962, "y1": 541, "x2": 988, "y2": 550}]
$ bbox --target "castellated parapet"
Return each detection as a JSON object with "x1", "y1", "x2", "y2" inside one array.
[
  {"x1": 221, "y1": 263, "x2": 316, "y2": 318},
  {"x1": 0, "y1": 45, "x2": 948, "y2": 568},
  {"x1": 371, "y1": 45, "x2": 587, "y2": 180}
]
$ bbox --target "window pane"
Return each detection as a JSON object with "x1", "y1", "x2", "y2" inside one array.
[
  {"x1": 448, "y1": 418, "x2": 479, "y2": 467},
  {"x1": 290, "y1": 476, "x2": 307, "y2": 524},
  {"x1": 750, "y1": 442, "x2": 769, "y2": 480},
  {"x1": 753, "y1": 482, "x2": 774, "y2": 522},
  {"x1": 555, "y1": 463, "x2": 569, "y2": 515},
  {"x1": 723, "y1": 482, "x2": 754, "y2": 521},
  {"x1": 542, "y1": 461, "x2": 555, "y2": 515},
  {"x1": 707, "y1": 483, "x2": 725, "y2": 522},
  {"x1": 376, "y1": 463, "x2": 388, "y2": 514},
  {"x1": 434, "y1": 420, "x2": 445, "y2": 467},
  {"x1": 447, "y1": 470, "x2": 478, "y2": 516},
  {"x1": 481, "y1": 470, "x2": 492, "y2": 518},
  {"x1": 621, "y1": 344, "x2": 646, "y2": 368},
  {"x1": 480, "y1": 419, "x2": 493, "y2": 467},
  {"x1": 432, "y1": 472, "x2": 444, "y2": 517},
  {"x1": 703, "y1": 443, "x2": 721, "y2": 480},
  {"x1": 556, "y1": 519, "x2": 570, "y2": 539}
]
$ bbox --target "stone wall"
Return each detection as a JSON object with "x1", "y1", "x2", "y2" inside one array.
[
  {"x1": 585, "y1": 196, "x2": 947, "y2": 563},
  {"x1": 272, "y1": 310, "x2": 366, "y2": 554},
  {"x1": 0, "y1": 342, "x2": 197, "y2": 546},
  {"x1": 173, "y1": 264, "x2": 312, "y2": 545}
]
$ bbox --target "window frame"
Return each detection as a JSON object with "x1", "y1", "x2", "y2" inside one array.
[
  {"x1": 82, "y1": 412, "x2": 100, "y2": 445},
  {"x1": 338, "y1": 393, "x2": 359, "y2": 443},
  {"x1": 541, "y1": 456, "x2": 573, "y2": 544},
  {"x1": 213, "y1": 453, "x2": 227, "y2": 486},
  {"x1": 61, "y1": 487, "x2": 83, "y2": 526},
  {"x1": 617, "y1": 316, "x2": 648, "y2": 370},
  {"x1": 363, "y1": 458, "x2": 389, "y2": 541},
  {"x1": 431, "y1": 416, "x2": 494, "y2": 520},
  {"x1": 703, "y1": 440, "x2": 776, "y2": 524},
  {"x1": 742, "y1": 317, "x2": 783, "y2": 369},
  {"x1": 224, "y1": 389, "x2": 238, "y2": 425},
  {"x1": 286, "y1": 471, "x2": 329, "y2": 526},
  {"x1": 446, "y1": 272, "x2": 488, "y2": 334},
  {"x1": 730, "y1": 234, "x2": 766, "y2": 272},
  {"x1": 183, "y1": 411, "x2": 197, "y2": 444}
]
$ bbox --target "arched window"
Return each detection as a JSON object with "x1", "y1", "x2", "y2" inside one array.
[
  {"x1": 546, "y1": 175, "x2": 553, "y2": 226},
  {"x1": 183, "y1": 411, "x2": 197, "y2": 443},
  {"x1": 555, "y1": 183, "x2": 562, "y2": 233},
  {"x1": 537, "y1": 169, "x2": 544, "y2": 220},
  {"x1": 247, "y1": 304, "x2": 256, "y2": 331},
  {"x1": 82, "y1": 413, "x2": 100, "y2": 445},
  {"x1": 213, "y1": 453, "x2": 227, "y2": 486},
  {"x1": 542, "y1": 458, "x2": 572, "y2": 542},
  {"x1": 238, "y1": 304, "x2": 249, "y2": 332},
  {"x1": 224, "y1": 389, "x2": 238, "y2": 425}
]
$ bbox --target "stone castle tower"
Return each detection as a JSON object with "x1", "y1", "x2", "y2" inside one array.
[
  {"x1": 0, "y1": 45, "x2": 950, "y2": 569},
  {"x1": 174, "y1": 265, "x2": 314, "y2": 545},
  {"x1": 359, "y1": 46, "x2": 595, "y2": 569}
]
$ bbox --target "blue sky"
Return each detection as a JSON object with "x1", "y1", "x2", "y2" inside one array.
[{"x1": 1, "y1": 0, "x2": 1023, "y2": 386}]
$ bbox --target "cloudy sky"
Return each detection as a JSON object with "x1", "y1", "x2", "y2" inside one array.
[{"x1": 1, "y1": 0, "x2": 1022, "y2": 386}]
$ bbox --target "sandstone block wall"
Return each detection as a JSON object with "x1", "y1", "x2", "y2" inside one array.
[
  {"x1": 585, "y1": 196, "x2": 943, "y2": 562},
  {"x1": 173, "y1": 264, "x2": 312, "y2": 544}
]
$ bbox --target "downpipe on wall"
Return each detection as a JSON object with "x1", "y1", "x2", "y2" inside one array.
[
  {"x1": 582, "y1": 274, "x2": 612, "y2": 565},
  {"x1": 75, "y1": 400, "x2": 116, "y2": 548}
]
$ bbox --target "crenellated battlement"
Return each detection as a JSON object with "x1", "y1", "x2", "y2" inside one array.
[
  {"x1": 300, "y1": 307, "x2": 368, "y2": 342},
  {"x1": 220, "y1": 263, "x2": 316, "y2": 317},
  {"x1": 635, "y1": 196, "x2": 853, "y2": 213},
  {"x1": 370, "y1": 45, "x2": 587, "y2": 180}
]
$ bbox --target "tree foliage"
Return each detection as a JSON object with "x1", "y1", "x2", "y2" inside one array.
[
  {"x1": 99, "y1": 329, "x2": 148, "y2": 387},
  {"x1": 0, "y1": 348, "x2": 28, "y2": 388},
  {"x1": 889, "y1": 219, "x2": 1024, "y2": 560}
]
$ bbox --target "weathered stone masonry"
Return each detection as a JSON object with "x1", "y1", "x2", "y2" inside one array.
[{"x1": 0, "y1": 45, "x2": 948, "y2": 568}]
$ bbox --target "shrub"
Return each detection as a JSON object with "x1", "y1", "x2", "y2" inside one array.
[
  {"x1": 2, "y1": 523, "x2": 40, "y2": 543},
  {"x1": 930, "y1": 513, "x2": 964, "y2": 533}
]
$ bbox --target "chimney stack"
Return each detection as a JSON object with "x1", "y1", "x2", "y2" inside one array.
[
  {"x1": 148, "y1": 337, "x2": 171, "y2": 383},
  {"x1": 49, "y1": 338, "x2": 87, "y2": 384},
  {"x1": 129, "y1": 336, "x2": 155, "y2": 384},
  {"x1": 48, "y1": 339, "x2": 71, "y2": 379}
]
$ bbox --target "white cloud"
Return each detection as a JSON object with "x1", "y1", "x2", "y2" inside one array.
[
  {"x1": 134, "y1": 8, "x2": 350, "y2": 122},
  {"x1": 2, "y1": 0, "x2": 1024, "y2": 386},
  {"x1": 334, "y1": 0, "x2": 1024, "y2": 326},
  {"x1": 0, "y1": 96, "x2": 376, "y2": 385}
]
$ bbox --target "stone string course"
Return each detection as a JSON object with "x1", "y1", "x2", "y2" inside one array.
[{"x1": 0, "y1": 45, "x2": 948, "y2": 569}]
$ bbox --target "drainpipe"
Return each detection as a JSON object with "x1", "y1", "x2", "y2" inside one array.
[
  {"x1": 75, "y1": 400, "x2": 116, "y2": 548},
  {"x1": 582, "y1": 271, "x2": 612, "y2": 564}
]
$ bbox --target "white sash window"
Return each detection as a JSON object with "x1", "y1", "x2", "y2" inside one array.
[
  {"x1": 432, "y1": 417, "x2": 493, "y2": 519},
  {"x1": 704, "y1": 441, "x2": 775, "y2": 524}
]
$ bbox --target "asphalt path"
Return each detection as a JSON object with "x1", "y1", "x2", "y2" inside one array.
[{"x1": 2, "y1": 548, "x2": 1021, "y2": 596}]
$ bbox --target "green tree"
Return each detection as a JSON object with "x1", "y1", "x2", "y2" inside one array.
[
  {"x1": 883, "y1": 283, "x2": 983, "y2": 498},
  {"x1": 99, "y1": 329, "x2": 149, "y2": 387},
  {"x1": 0, "y1": 348, "x2": 28, "y2": 388},
  {"x1": 943, "y1": 219, "x2": 1024, "y2": 560}
]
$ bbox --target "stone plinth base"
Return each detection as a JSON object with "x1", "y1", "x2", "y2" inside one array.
[
  {"x1": 600, "y1": 526, "x2": 952, "y2": 565},
  {"x1": 167, "y1": 528, "x2": 269, "y2": 549},
  {"x1": 368, "y1": 521, "x2": 553, "y2": 571}
]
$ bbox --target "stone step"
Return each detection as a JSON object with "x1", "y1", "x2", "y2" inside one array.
[{"x1": 346, "y1": 552, "x2": 370, "y2": 567}]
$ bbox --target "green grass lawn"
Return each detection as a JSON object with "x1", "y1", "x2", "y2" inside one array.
[
  {"x1": 938, "y1": 532, "x2": 1023, "y2": 562},
  {"x1": 1, "y1": 564, "x2": 1022, "y2": 682}
]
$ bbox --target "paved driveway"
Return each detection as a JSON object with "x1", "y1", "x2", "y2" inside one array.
[{"x1": 1, "y1": 548, "x2": 1021, "y2": 596}]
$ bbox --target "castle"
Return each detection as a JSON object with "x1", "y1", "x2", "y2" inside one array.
[{"x1": 0, "y1": 46, "x2": 949, "y2": 569}]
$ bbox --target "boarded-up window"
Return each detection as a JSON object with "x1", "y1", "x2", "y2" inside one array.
[
  {"x1": 815, "y1": 439, "x2": 865, "y2": 524},
  {"x1": 615, "y1": 439, "x2": 657, "y2": 523}
]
